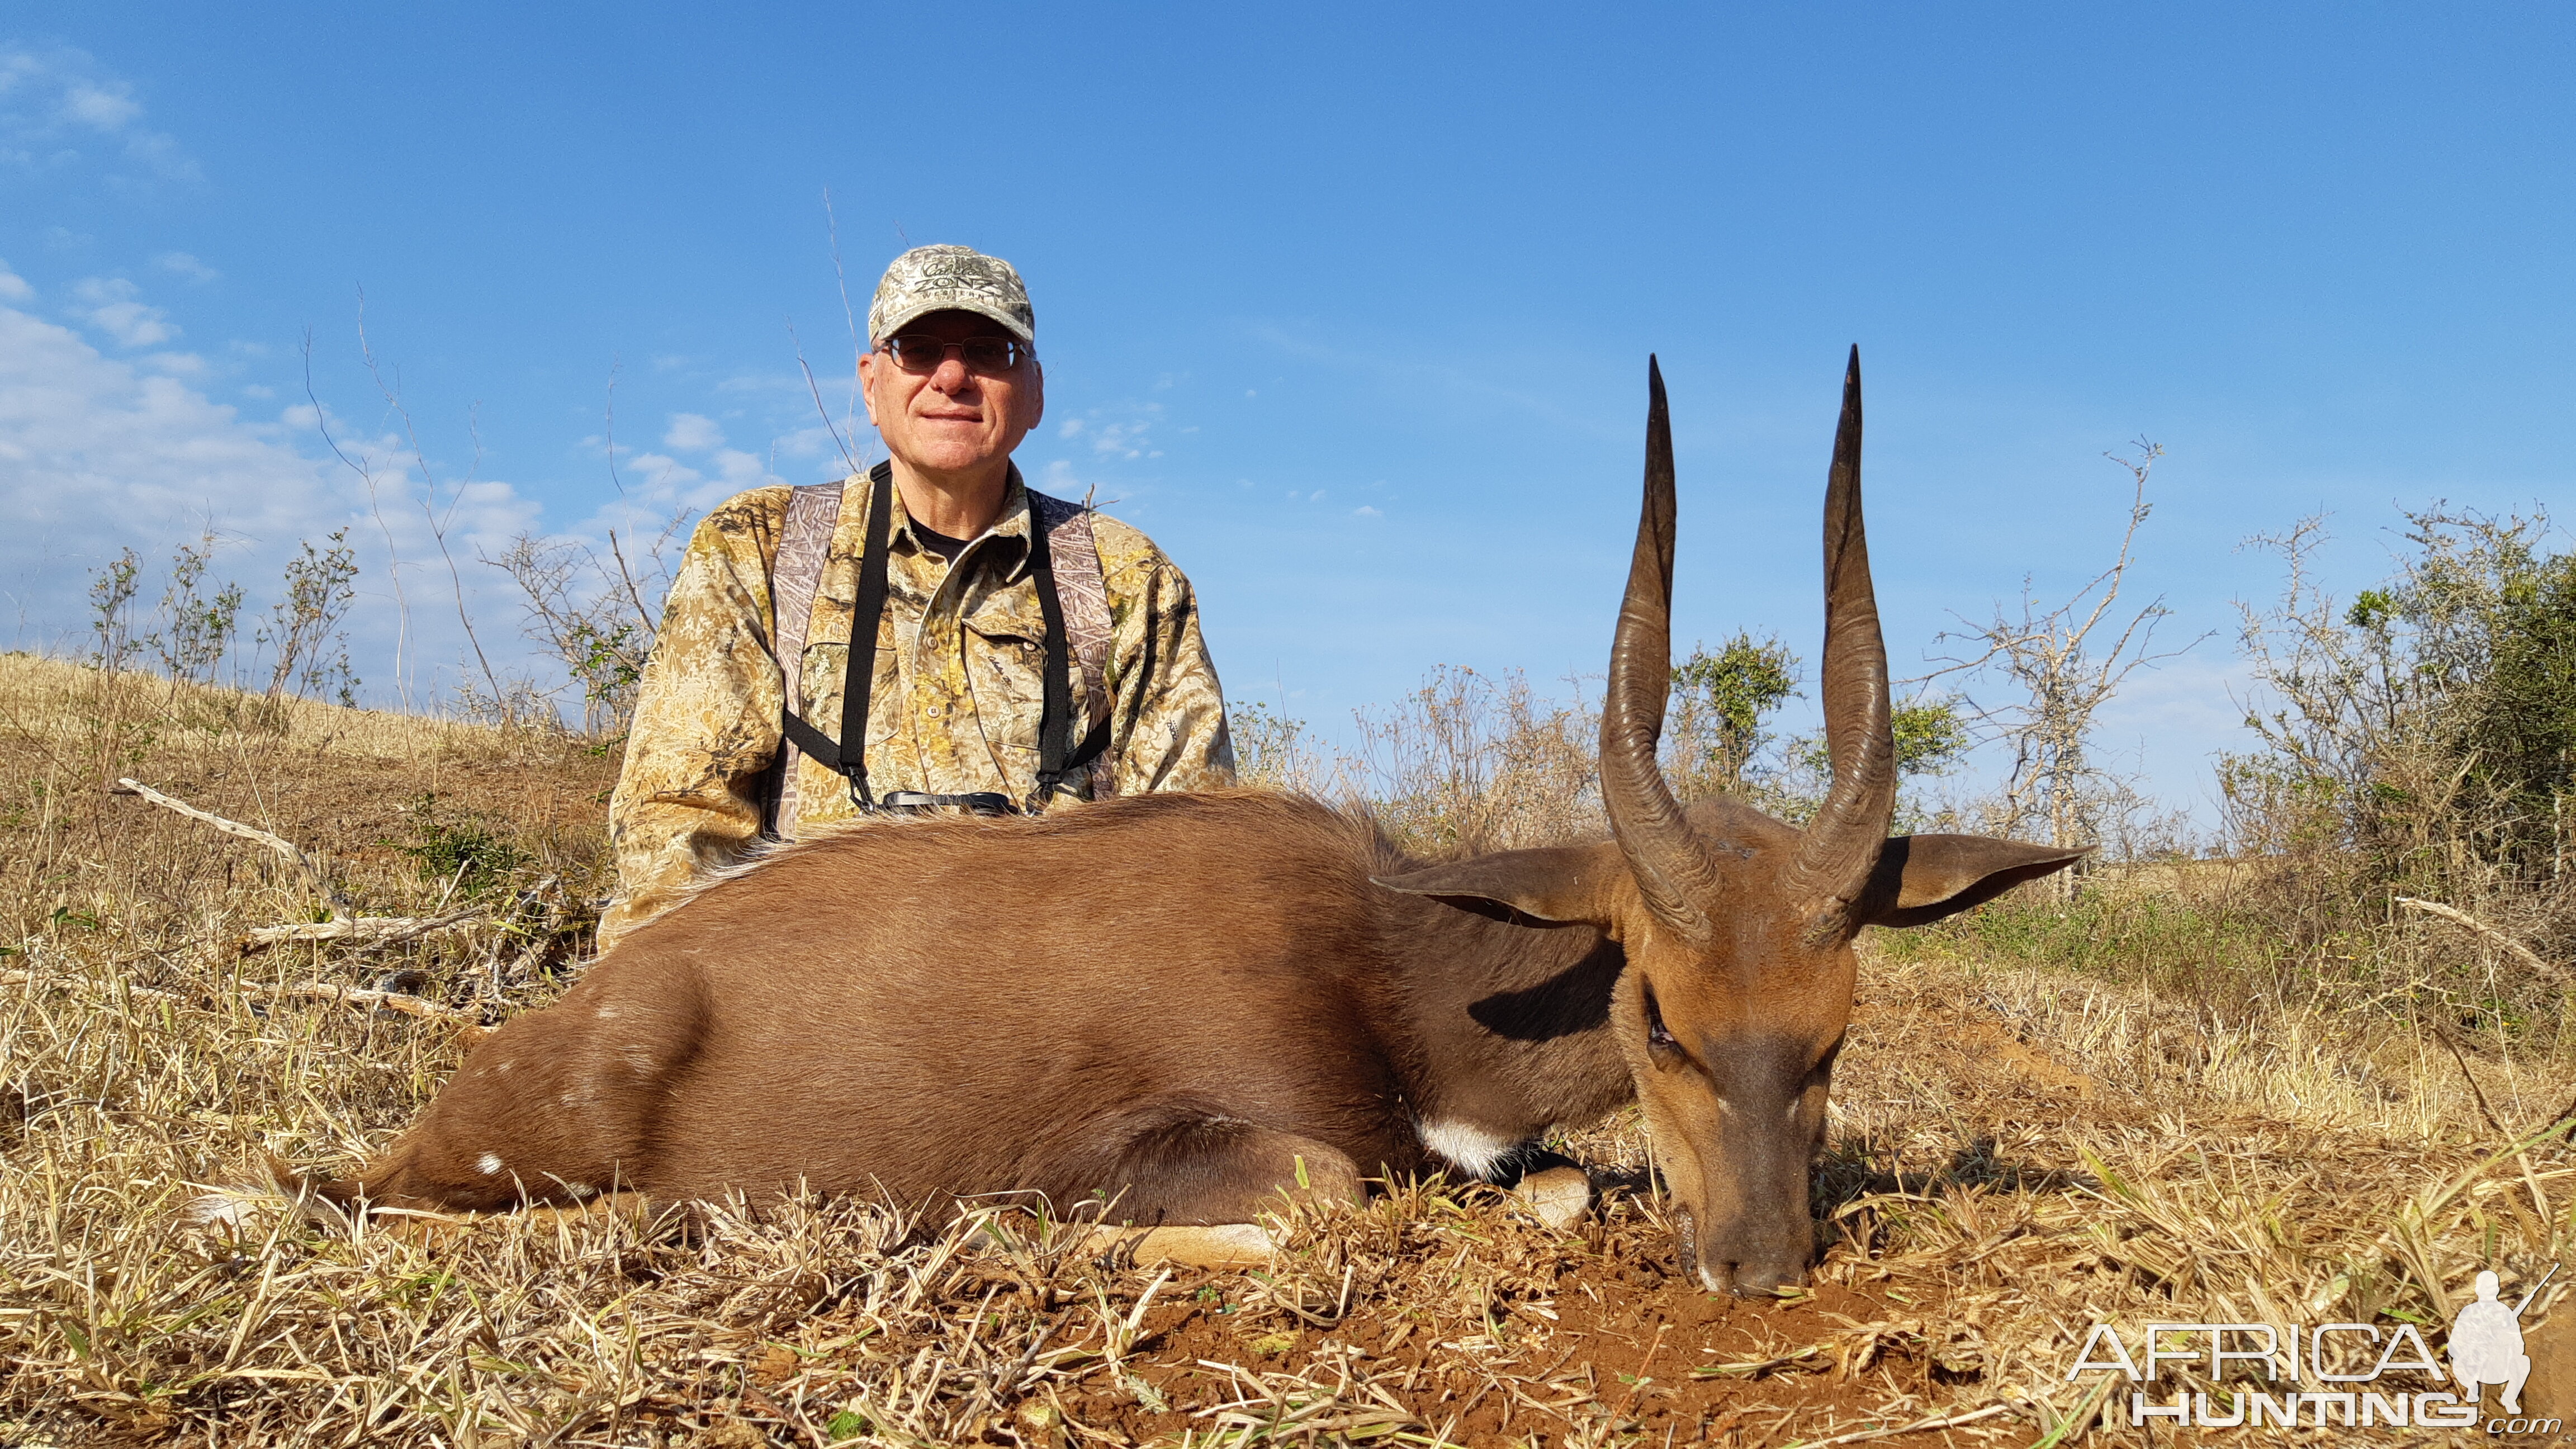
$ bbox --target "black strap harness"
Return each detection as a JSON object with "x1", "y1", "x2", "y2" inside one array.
[{"x1": 777, "y1": 463, "x2": 1111, "y2": 817}]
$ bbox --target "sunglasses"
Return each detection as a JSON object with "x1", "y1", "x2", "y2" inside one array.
[{"x1": 880, "y1": 335, "x2": 1031, "y2": 376}]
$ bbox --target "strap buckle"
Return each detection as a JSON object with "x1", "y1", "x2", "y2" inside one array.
[{"x1": 874, "y1": 790, "x2": 1019, "y2": 817}]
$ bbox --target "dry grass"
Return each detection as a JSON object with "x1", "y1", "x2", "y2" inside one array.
[{"x1": 3, "y1": 652, "x2": 2573, "y2": 1446}]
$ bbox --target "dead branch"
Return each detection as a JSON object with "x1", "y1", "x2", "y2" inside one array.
[
  {"x1": 2395, "y1": 895, "x2": 2571, "y2": 984},
  {"x1": 243, "y1": 907, "x2": 485, "y2": 949},
  {"x1": 111, "y1": 778, "x2": 501, "y2": 950},
  {"x1": 269, "y1": 981, "x2": 491, "y2": 1037},
  {"x1": 113, "y1": 777, "x2": 355, "y2": 918}
]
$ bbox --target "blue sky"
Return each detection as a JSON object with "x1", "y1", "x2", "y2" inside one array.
[{"x1": 3, "y1": 3, "x2": 2571, "y2": 826}]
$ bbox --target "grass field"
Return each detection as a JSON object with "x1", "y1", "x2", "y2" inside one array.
[{"x1": 2, "y1": 653, "x2": 2570, "y2": 1446}]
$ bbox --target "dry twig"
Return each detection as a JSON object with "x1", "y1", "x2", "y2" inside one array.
[
  {"x1": 267, "y1": 981, "x2": 491, "y2": 1036},
  {"x1": 112, "y1": 776, "x2": 497, "y2": 950},
  {"x1": 243, "y1": 907, "x2": 484, "y2": 948},
  {"x1": 2396, "y1": 894, "x2": 2571, "y2": 984},
  {"x1": 0, "y1": 967, "x2": 181, "y2": 1002},
  {"x1": 112, "y1": 776, "x2": 356, "y2": 918}
]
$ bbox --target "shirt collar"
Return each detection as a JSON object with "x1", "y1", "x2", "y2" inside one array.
[{"x1": 883, "y1": 463, "x2": 1036, "y2": 576}]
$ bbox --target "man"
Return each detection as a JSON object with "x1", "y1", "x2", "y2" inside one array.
[{"x1": 599, "y1": 244, "x2": 1234, "y2": 949}]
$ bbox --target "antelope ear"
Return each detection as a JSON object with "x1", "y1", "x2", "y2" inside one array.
[
  {"x1": 1374, "y1": 843, "x2": 1626, "y2": 925},
  {"x1": 1858, "y1": 834, "x2": 2087, "y2": 928}
]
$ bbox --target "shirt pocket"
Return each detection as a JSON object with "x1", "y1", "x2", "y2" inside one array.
[
  {"x1": 962, "y1": 622, "x2": 1046, "y2": 731},
  {"x1": 795, "y1": 638, "x2": 896, "y2": 722}
]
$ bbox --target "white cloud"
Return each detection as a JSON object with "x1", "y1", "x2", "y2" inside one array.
[
  {"x1": 662, "y1": 412, "x2": 723, "y2": 451},
  {"x1": 614, "y1": 448, "x2": 769, "y2": 517},
  {"x1": 153, "y1": 250, "x2": 218, "y2": 283},
  {"x1": 72, "y1": 277, "x2": 177, "y2": 348},
  {"x1": 1353, "y1": 505, "x2": 1382, "y2": 518},
  {"x1": 0, "y1": 301, "x2": 546, "y2": 698},
  {"x1": 0, "y1": 262, "x2": 29, "y2": 302},
  {"x1": 772, "y1": 424, "x2": 839, "y2": 460},
  {"x1": 0, "y1": 303, "x2": 338, "y2": 609},
  {"x1": 711, "y1": 449, "x2": 767, "y2": 487},
  {"x1": 61, "y1": 82, "x2": 140, "y2": 132},
  {"x1": 1059, "y1": 403, "x2": 1166, "y2": 460},
  {"x1": 0, "y1": 46, "x2": 196, "y2": 184}
]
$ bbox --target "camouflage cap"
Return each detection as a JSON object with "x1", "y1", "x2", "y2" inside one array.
[{"x1": 868, "y1": 245, "x2": 1036, "y2": 344}]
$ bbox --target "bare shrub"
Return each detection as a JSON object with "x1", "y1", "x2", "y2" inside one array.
[
  {"x1": 1228, "y1": 700, "x2": 1339, "y2": 795},
  {"x1": 86, "y1": 546, "x2": 143, "y2": 676},
  {"x1": 256, "y1": 528, "x2": 361, "y2": 705},
  {"x1": 483, "y1": 522, "x2": 676, "y2": 737},
  {"x1": 146, "y1": 531, "x2": 246, "y2": 689},
  {"x1": 1344, "y1": 665, "x2": 1600, "y2": 855},
  {"x1": 1935, "y1": 441, "x2": 2205, "y2": 863}
]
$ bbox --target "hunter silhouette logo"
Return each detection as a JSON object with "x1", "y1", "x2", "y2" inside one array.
[{"x1": 2452, "y1": 1265, "x2": 2551, "y2": 1414}]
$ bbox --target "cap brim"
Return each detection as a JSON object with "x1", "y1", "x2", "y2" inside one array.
[{"x1": 871, "y1": 298, "x2": 1035, "y2": 344}]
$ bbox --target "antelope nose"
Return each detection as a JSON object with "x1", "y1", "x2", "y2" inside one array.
[
  {"x1": 1688, "y1": 1241, "x2": 1808, "y2": 1298},
  {"x1": 1727, "y1": 1258, "x2": 1805, "y2": 1296}
]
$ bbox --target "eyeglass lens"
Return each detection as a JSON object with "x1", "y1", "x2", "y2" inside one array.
[{"x1": 887, "y1": 337, "x2": 1023, "y2": 375}]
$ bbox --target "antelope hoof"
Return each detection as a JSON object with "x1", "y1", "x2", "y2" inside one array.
[
  {"x1": 1079, "y1": 1222, "x2": 1279, "y2": 1268},
  {"x1": 1512, "y1": 1164, "x2": 1594, "y2": 1231}
]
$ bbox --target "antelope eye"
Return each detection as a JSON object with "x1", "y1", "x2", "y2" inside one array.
[{"x1": 1642, "y1": 986, "x2": 1681, "y2": 1056}]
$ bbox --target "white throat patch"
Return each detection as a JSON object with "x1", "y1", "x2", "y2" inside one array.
[{"x1": 1418, "y1": 1119, "x2": 1519, "y2": 1181}]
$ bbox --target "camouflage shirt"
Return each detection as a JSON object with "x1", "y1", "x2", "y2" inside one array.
[{"x1": 599, "y1": 470, "x2": 1235, "y2": 948}]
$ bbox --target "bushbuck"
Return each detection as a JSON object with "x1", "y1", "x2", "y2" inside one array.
[{"x1": 293, "y1": 352, "x2": 2078, "y2": 1295}]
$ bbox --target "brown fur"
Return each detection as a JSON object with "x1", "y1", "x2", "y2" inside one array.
[{"x1": 333, "y1": 792, "x2": 1628, "y2": 1225}]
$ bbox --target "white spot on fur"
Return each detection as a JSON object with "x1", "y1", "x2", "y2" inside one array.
[
  {"x1": 495, "y1": 1059, "x2": 513, "y2": 1074},
  {"x1": 1419, "y1": 1119, "x2": 1518, "y2": 1180},
  {"x1": 566, "y1": 1181, "x2": 596, "y2": 1199},
  {"x1": 621, "y1": 1045, "x2": 652, "y2": 1072},
  {"x1": 560, "y1": 1091, "x2": 580, "y2": 1107},
  {"x1": 476, "y1": 1152, "x2": 503, "y2": 1176},
  {"x1": 595, "y1": 1007, "x2": 617, "y2": 1020}
]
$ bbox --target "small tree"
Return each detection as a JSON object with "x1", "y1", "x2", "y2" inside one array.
[
  {"x1": 1935, "y1": 440, "x2": 2203, "y2": 861},
  {"x1": 1669, "y1": 632, "x2": 1800, "y2": 793},
  {"x1": 150, "y1": 532, "x2": 244, "y2": 688},
  {"x1": 258, "y1": 529, "x2": 361, "y2": 704},
  {"x1": 87, "y1": 547, "x2": 143, "y2": 676},
  {"x1": 1665, "y1": 632, "x2": 1967, "y2": 828},
  {"x1": 485, "y1": 524, "x2": 674, "y2": 736}
]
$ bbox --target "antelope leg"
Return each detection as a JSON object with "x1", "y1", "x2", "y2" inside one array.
[{"x1": 1097, "y1": 1120, "x2": 1367, "y2": 1224}]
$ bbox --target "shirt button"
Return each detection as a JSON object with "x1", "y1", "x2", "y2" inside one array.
[{"x1": 923, "y1": 704, "x2": 943, "y2": 717}]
